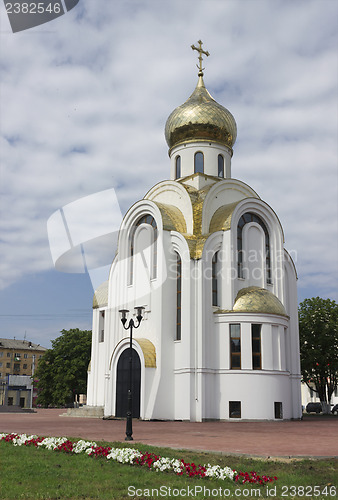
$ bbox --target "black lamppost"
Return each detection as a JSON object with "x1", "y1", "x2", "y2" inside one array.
[{"x1": 119, "y1": 306, "x2": 144, "y2": 441}]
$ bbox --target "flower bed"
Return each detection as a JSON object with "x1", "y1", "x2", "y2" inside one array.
[{"x1": 0, "y1": 433, "x2": 277, "y2": 485}]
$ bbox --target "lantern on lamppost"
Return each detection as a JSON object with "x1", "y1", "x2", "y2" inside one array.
[{"x1": 119, "y1": 306, "x2": 144, "y2": 441}]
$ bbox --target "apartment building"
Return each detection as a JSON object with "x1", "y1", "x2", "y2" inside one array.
[{"x1": 0, "y1": 338, "x2": 47, "y2": 408}]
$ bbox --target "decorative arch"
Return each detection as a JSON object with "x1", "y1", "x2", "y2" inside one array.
[
  {"x1": 145, "y1": 180, "x2": 193, "y2": 234},
  {"x1": 237, "y1": 212, "x2": 271, "y2": 284},
  {"x1": 203, "y1": 179, "x2": 260, "y2": 235},
  {"x1": 129, "y1": 214, "x2": 158, "y2": 285}
]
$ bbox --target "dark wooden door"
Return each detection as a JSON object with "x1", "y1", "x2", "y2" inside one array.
[{"x1": 115, "y1": 348, "x2": 141, "y2": 418}]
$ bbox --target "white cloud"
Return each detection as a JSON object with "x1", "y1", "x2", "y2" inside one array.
[{"x1": 0, "y1": 0, "x2": 337, "y2": 344}]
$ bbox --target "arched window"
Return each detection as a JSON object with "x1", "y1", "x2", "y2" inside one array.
[
  {"x1": 194, "y1": 152, "x2": 204, "y2": 174},
  {"x1": 237, "y1": 212, "x2": 271, "y2": 283},
  {"x1": 218, "y1": 154, "x2": 224, "y2": 177},
  {"x1": 175, "y1": 155, "x2": 181, "y2": 179},
  {"x1": 212, "y1": 252, "x2": 218, "y2": 306},
  {"x1": 175, "y1": 252, "x2": 182, "y2": 341},
  {"x1": 129, "y1": 214, "x2": 157, "y2": 284}
]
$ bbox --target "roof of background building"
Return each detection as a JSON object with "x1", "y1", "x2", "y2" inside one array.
[{"x1": 0, "y1": 338, "x2": 47, "y2": 351}]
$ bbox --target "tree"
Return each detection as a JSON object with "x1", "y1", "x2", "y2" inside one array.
[
  {"x1": 34, "y1": 328, "x2": 91, "y2": 407},
  {"x1": 299, "y1": 297, "x2": 338, "y2": 410}
]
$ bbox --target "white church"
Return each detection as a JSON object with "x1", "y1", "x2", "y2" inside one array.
[{"x1": 86, "y1": 42, "x2": 302, "y2": 421}]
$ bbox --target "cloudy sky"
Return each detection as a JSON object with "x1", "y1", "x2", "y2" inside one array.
[{"x1": 0, "y1": 0, "x2": 337, "y2": 348}]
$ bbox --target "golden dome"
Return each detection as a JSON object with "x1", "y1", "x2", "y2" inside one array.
[
  {"x1": 165, "y1": 75, "x2": 237, "y2": 152},
  {"x1": 93, "y1": 280, "x2": 108, "y2": 309},
  {"x1": 233, "y1": 287, "x2": 287, "y2": 316}
]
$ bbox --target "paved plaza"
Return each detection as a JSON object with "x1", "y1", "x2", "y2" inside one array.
[{"x1": 1, "y1": 409, "x2": 337, "y2": 458}]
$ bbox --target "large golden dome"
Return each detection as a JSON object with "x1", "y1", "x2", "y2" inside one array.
[{"x1": 165, "y1": 75, "x2": 237, "y2": 152}]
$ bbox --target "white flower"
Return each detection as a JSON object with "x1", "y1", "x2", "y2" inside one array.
[
  {"x1": 1, "y1": 433, "x2": 239, "y2": 483},
  {"x1": 73, "y1": 440, "x2": 97, "y2": 454}
]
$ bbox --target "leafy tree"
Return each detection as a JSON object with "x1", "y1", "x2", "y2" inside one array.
[
  {"x1": 299, "y1": 297, "x2": 338, "y2": 409},
  {"x1": 34, "y1": 328, "x2": 91, "y2": 407}
]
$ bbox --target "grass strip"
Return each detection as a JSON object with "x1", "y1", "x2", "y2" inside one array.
[{"x1": 0, "y1": 433, "x2": 337, "y2": 499}]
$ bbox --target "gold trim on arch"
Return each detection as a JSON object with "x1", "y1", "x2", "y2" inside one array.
[
  {"x1": 209, "y1": 201, "x2": 240, "y2": 233},
  {"x1": 154, "y1": 202, "x2": 187, "y2": 234},
  {"x1": 134, "y1": 338, "x2": 156, "y2": 368}
]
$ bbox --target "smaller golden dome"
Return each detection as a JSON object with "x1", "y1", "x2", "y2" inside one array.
[
  {"x1": 165, "y1": 75, "x2": 237, "y2": 152},
  {"x1": 233, "y1": 287, "x2": 287, "y2": 316},
  {"x1": 93, "y1": 280, "x2": 108, "y2": 309}
]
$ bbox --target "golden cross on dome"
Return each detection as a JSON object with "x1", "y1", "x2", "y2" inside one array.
[{"x1": 191, "y1": 40, "x2": 210, "y2": 76}]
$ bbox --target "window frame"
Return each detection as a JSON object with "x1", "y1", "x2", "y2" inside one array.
[
  {"x1": 274, "y1": 402, "x2": 283, "y2": 419},
  {"x1": 218, "y1": 154, "x2": 224, "y2": 177},
  {"x1": 194, "y1": 151, "x2": 204, "y2": 174},
  {"x1": 175, "y1": 155, "x2": 181, "y2": 179},
  {"x1": 229, "y1": 401, "x2": 241, "y2": 418},
  {"x1": 212, "y1": 252, "x2": 219, "y2": 307},
  {"x1": 99, "y1": 310, "x2": 105, "y2": 343},
  {"x1": 230, "y1": 323, "x2": 241, "y2": 369},
  {"x1": 175, "y1": 252, "x2": 182, "y2": 341},
  {"x1": 251, "y1": 323, "x2": 262, "y2": 370}
]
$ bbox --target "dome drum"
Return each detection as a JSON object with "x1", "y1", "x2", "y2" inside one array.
[{"x1": 170, "y1": 141, "x2": 232, "y2": 180}]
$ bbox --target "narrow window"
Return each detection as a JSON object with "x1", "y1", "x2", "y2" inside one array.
[
  {"x1": 194, "y1": 152, "x2": 204, "y2": 174},
  {"x1": 99, "y1": 310, "x2": 105, "y2": 343},
  {"x1": 230, "y1": 324, "x2": 241, "y2": 369},
  {"x1": 237, "y1": 212, "x2": 271, "y2": 283},
  {"x1": 274, "y1": 402, "x2": 283, "y2": 419},
  {"x1": 175, "y1": 155, "x2": 181, "y2": 179},
  {"x1": 176, "y1": 252, "x2": 182, "y2": 341},
  {"x1": 212, "y1": 252, "x2": 218, "y2": 306},
  {"x1": 129, "y1": 214, "x2": 158, "y2": 284},
  {"x1": 218, "y1": 154, "x2": 224, "y2": 177},
  {"x1": 252, "y1": 324, "x2": 262, "y2": 370},
  {"x1": 229, "y1": 401, "x2": 241, "y2": 418}
]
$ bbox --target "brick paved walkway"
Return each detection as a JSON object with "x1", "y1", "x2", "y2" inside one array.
[{"x1": 1, "y1": 409, "x2": 337, "y2": 458}]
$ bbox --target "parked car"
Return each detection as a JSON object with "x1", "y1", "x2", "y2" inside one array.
[
  {"x1": 306, "y1": 402, "x2": 322, "y2": 414},
  {"x1": 331, "y1": 404, "x2": 338, "y2": 415}
]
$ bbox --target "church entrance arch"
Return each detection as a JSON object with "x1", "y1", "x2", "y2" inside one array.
[{"x1": 115, "y1": 348, "x2": 141, "y2": 418}]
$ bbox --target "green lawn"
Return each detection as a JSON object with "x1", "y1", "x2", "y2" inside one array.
[{"x1": 0, "y1": 438, "x2": 337, "y2": 499}]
